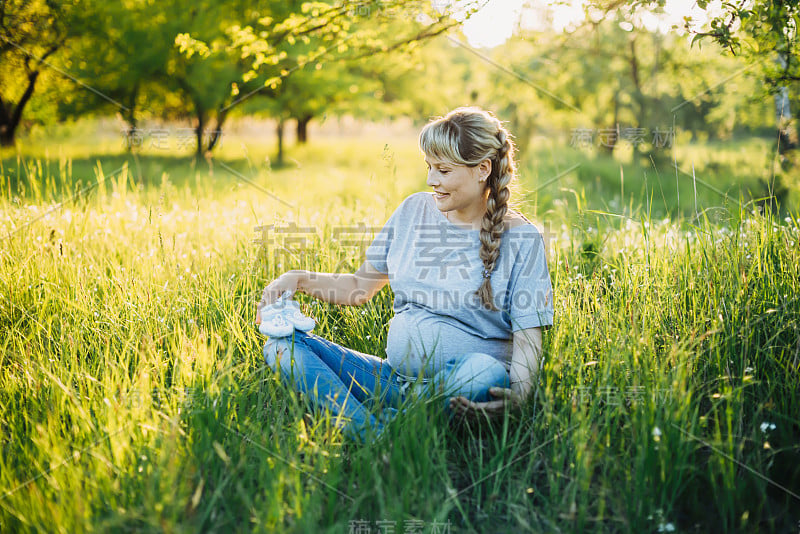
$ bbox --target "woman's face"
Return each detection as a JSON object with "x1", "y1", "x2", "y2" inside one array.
[{"x1": 425, "y1": 154, "x2": 491, "y2": 221}]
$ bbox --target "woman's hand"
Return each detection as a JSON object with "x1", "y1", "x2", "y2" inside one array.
[
  {"x1": 449, "y1": 387, "x2": 524, "y2": 422},
  {"x1": 255, "y1": 271, "x2": 305, "y2": 324}
]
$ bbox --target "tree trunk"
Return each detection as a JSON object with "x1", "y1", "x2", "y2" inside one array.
[
  {"x1": 507, "y1": 103, "x2": 532, "y2": 158},
  {"x1": 206, "y1": 108, "x2": 228, "y2": 153},
  {"x1": 775, "y1": 53, "x2": 797, "y2": 158},
  {"x1": 600, "y1": 91, "x2": 619, "y2": 155},
  {"x1": 628, "y1": 36, "x2": 646, "y2": 155},
  {"x1": 122, "y1": 83, "x2": 138, "y2": 151},
  {"x1": 296, "y1": 115, "x2": 312, "y2": 144},
  {"x1": 194, "y1": 107, "x2": 206, "y2": 158},
  {"x1": 0, "y1": 70, "x2": 40, "y2": 147},
  {"x1": 173, "y1": 77, "x2": 207, "y2": 158},
  {"x1": 0, "y1": 95, "x2": 11, "y2": 146},
  {"x1": 276, "y1": 119, "x2": 285, "y2": 166},
  {"x1": 0, "y1": 131, "x2": 13, "y2": 147}
]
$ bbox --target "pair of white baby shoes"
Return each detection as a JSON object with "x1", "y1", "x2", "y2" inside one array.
[
  {"x1": 260, "y1": 291, "x2": 316, "y2": 369},
  {"x1": 258, "y1": 290, "x2": 316, "y2": 337}
]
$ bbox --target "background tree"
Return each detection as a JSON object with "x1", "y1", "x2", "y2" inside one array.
[
  {"x1": 685, "y1": 0, "x2": 800, "y2": 166},
  {"x1": 469, "y1": 12, "x2": 771, "y2": 164},
  {"x1": 359, "y1": 32, "x2": 481, "y2": 123},
  {"x1": 0, "y1": 0, "x2": 75, "y2": 146},
  {"x1": 188, "y1": 0, "x2": 481, "y2": 161},
  {"x1": 595, "y1": 0, "x2": 798, "y2": 207},
  {"x1": 55, "y1": 0, "x2": 175, "y2": 137}
]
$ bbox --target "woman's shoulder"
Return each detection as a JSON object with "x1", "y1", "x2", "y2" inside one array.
[
  {"x1": 406, "y1": 191, "x2": 434, "y2": 204},
  {"x1": 504, "y1": 212, "x2": 528, "y2": 230},
  {"x1": 394, "y1": 191, "x2": 432, "y2": 211},
  {"x1": 504, "y1": 211, "x2": 543, "y2": 235},
  {"x1": 384, "y1": 192, "x2": 432, "y2": 222}
]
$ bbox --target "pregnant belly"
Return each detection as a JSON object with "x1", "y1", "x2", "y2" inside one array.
[{"x1": 385, "y1": 311, "x2": 511, "y2": 376}]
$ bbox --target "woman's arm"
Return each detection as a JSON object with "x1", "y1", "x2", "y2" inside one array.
[
  {"x1": 449, "y1": 326, "x2": 544, "y2": 420},
  {"x1": 294, "y1": 260, "x2": 389, "y2": 306},
  {"x1": 509, "y1": 326, "x2": 544, "y2": 400},
  {"x1": 257, "y1": 260, "x2": 389, "y2": 320}
]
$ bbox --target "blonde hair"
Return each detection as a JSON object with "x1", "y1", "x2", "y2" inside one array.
[{"x1": 419, "y1": 107, "x2": 517, "y2": 311}]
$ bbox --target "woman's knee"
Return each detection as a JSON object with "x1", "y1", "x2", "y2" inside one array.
[
  {"x1": 263, "y1": 335, "x2": 311, "y2": 377},
  {"x1": 436, "y1": 352, "x2": 510, "y2": 401}
]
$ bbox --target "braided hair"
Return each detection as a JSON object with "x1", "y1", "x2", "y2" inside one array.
[{"x1": 419, "y1": 107, "x2": 517, "y2": 311}]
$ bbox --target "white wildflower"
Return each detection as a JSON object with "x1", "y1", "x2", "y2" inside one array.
[{"x1": 760, "y1": 422, "x2": 776, "y2": 433}]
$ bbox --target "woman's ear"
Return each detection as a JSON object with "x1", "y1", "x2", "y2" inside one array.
[{"x1": 478, "y1": 159, "x2": 492, "y2": 182}]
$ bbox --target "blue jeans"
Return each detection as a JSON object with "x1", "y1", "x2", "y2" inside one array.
[{"x1": 263, "y1": 330, "x2": 510, "y2": 441}]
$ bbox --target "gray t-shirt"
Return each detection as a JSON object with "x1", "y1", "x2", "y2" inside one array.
[{"x1": 365, "y1": 192, "x2": 554, "y2": 376}]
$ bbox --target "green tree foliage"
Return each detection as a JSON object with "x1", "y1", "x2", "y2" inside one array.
[
  {"x1": 671, "y1": 0, "x2": 799, "y2": 197},
  {"x1": 176, "y1": 1, "x2": 480, "y2": 160},
  {"x1": 358, "y1": 32, "x2": 481, "y2": 122},
  {"x1": 42, "y1": 1, "x2": 479, "y2": 157},
  {"x1": 593, "y1": 0, "x2": 799, "y2": 86},
  {"x1": 59, "y1": 0, "x2": 269, "y2": 155},
  {"x1": 57, "y1": 0, "x2": 172, "y2": 129},
  {"x1": 685, "y1": 0, "x2": 800, "y2": 168},
  {"x1": 456, "y1": 17, "x2": 770, "y2": 161},
  {"x1": 0, "y1": 0, "x2": 75, "y2": 146},
  {"x1": 687, "y1": 0, "x2": 799, "y2": 86},
  {"x1": 596, "y1": 0, "x2": 798, "y2": 179}
]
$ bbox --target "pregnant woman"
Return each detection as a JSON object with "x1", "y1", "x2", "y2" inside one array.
[{"x1": 256, "y1": 107, "x2": 554, "y2": 441}]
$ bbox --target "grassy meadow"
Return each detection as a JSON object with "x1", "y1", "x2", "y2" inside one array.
[{"x1": 1, "y1": 120, "x2": 799, "y2": 533}]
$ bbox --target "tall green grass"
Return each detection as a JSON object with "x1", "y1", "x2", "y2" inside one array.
[{"x1": 1, "y1": 132, "x2": 798, "y2": 532}]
